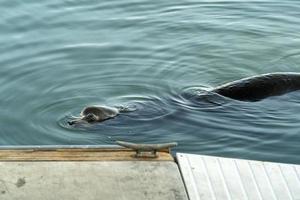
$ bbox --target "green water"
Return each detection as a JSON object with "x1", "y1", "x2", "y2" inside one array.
[{"x1": 1, "y1": 0, "x2": 300, "y2": 163}]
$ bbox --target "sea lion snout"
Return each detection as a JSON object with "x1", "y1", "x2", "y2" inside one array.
[
  {"x1": 67, "y1": 121, "x2": 74, "y2": 125},
  {"x1": 81, "y1": 113, "x2": 98, "y2": 123},
  {"x1": 67, "y1": 118, "x2": 85, "y2": 125},
  {"x1": 67, "y1": 114, "x2": 98, "y2": 125}
]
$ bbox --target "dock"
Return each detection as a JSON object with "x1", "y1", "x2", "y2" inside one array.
[
  {"x1": 177, "y1": 153, "x2": 300, "y2": 200},
  {"x1": 0, "y1": 144, "x2": 300, "y2": 200},
  {"x1": 0, "y1": 145, "x2": 188, "y2": 200}
]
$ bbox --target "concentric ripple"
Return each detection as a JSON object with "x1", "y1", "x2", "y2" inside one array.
[{"x1": 1, "y1": 0, "x2": 300, "y2": 164}]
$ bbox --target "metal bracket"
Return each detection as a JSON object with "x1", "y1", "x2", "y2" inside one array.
[{"x1": 116, "y1": 141, "x2": 177, "y2": 158}]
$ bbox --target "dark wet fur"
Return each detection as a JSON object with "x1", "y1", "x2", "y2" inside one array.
[
  {"x1": 212, "y1": 73, "x2": 300, "y2": 101},
  {"x1": 68, "y1": 73, "x2": 300, "y2": 126},
  {"x1": 68, "y1": 106, "x2": 119, "y2": 125}
]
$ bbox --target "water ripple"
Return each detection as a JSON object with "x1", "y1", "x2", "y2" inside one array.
[{"x1": 0, "y1": 0, "x2": 300, "y2": 164}]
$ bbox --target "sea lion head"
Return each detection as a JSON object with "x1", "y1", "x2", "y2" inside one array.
[
  {"x1": 68, "y1": 105, "x2": 120, "y2": 126},
  {"x1": 67, "y1": 113, "x2": 98, "y2": 125},
  {"x1": 81, "y1": 113, "x2": 98, "y2": 123}
]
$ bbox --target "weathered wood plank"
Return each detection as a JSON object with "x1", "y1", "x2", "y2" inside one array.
[{"x1": 0, "y1": 148, "x2": 173, "y2": 161}]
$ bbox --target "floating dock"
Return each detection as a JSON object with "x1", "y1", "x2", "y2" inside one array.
[
  {"x1": 0, "y1": 144, "x2": 300, "y2": 200},
  {"x1": 177, "y1": 153, "x2": 300, "y2": 200}
]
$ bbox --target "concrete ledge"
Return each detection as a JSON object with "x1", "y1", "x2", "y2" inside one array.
[{"x1": 0, "y1": 161, "x2": 188, "y2": 200}]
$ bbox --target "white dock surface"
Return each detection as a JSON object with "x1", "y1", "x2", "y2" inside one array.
[{"x1": 177, "y1": 153, "x2": 300, "y2": 200}]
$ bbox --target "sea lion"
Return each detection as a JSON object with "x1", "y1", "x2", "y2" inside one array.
[
  {"x1": 68, "y1": 73, "x2": 300, "y2": 125},
  {"x1": 212, "y1": 72, "x2": 300, "y2": 101},
  {"x1": 68, "y1": 105, "x2": 120, "y2": 125}
]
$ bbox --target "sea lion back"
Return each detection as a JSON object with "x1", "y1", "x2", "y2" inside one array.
[{"x1": 213, "y1": 73, "x2": 300, "y2": 101}]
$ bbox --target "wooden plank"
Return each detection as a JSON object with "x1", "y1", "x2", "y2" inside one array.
[
  {"x1": 177, "y1": 153, "x2": 300, "y2": 200},
  {"x1": 0, "y1": 148, "x2": 173, "y2": 161}
]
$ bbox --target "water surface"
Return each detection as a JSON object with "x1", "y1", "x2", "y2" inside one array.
[{"x1": 1, "y1": 0, "x2": 300, "y2": 163}]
